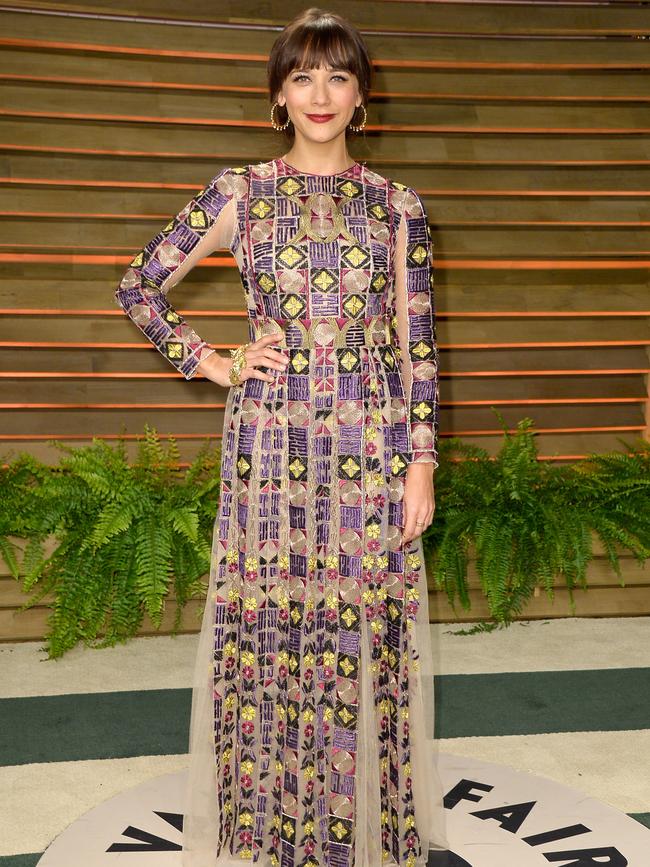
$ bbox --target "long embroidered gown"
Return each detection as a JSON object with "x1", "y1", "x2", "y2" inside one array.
[{"x1": 115, "y1": 156, "x2": 449, "y2": 866}]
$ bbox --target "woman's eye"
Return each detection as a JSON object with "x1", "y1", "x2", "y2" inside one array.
[{"x1": 293, "y1": 74, "x2": 347, "y2": 82}]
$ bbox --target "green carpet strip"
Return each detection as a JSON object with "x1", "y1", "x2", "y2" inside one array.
[
  {"x1": 0, "y1": 856, "x2": 41, "y2": 867},
  {"x1": 1, "y1": 668, "x2": 649, "y2": 767},
  {"x1": 433, "y1": 667, "x2": 650, "y2": 738}
]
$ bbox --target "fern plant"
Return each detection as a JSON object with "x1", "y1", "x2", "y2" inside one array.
[
  {"x1": 423, "y1": 411, "x2": 650, "y2": 633},
  {"x1": 2, "y1": 426, "x2": 222, "y2": 658},
  {"x1": 2, "y1": 417, "x2": 649, "y2": 654}
]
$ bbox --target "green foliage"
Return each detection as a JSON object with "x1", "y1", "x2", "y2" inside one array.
[
  {"x1": 1, "y1": 418, "x2": 649, "y2": 654},
  {"x1": 423, "y1": 411, "x2": 650, "y2": 634},
  {"x1": 0, "y1": 426, "x2": 221, "y2": 658}
]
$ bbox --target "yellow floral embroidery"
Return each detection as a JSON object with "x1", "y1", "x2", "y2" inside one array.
[
  {"x1": 406, "y1": 552, "x2": 422, "y2": 569},
  {"x1": 241, "y1": 704, "x2": 256, "y2": 721}
]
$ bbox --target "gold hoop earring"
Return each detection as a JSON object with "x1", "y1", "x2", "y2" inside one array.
[
  {"x1": 271, "y1": 101, "x2": 291, "y2": 131},
  {"x1": 348, "y1": 104, "x2": 367, "y2": 133}
]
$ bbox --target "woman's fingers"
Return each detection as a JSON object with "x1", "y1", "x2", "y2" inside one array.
[
  {"x1": 403, "y1": 498, "x2": 420, "y2": 543},
  {"x1": 236, "y1": 333, "x2": 290, "y2": 383},
  {"x1": 252, "y1": 334, "x2": 290, "y2": 369},
  {"x1": 402, "y1": 494, "x2": 435, "y2": 543}
]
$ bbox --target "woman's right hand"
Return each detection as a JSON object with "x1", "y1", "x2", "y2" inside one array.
[{"x1": 197, "y1": 333, "x2": 290, "y2": 388}]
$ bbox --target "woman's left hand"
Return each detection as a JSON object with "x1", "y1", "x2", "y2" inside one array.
[{"x1": 402, "y1": 462, "x2": 436, "y2": 544}]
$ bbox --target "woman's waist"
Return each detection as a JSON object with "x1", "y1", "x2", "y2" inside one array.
[{"x1": 248, "y1": 313, "x2": 397, "y2": 349}]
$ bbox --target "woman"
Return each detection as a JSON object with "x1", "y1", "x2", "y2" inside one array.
[{"x1": 115, "y1": 7, "x2": 448, "y2": 865}]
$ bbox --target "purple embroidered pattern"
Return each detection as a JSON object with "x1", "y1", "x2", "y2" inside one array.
[{"x1": 115, "y1": 157, "x2": 441, "y2": 866}]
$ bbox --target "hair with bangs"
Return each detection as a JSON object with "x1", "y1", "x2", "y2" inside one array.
[{"x1": 267, "y1": 7, "x2": 373, "y2": 140}]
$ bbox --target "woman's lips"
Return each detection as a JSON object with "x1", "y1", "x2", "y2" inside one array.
[{"x1": 306, "y1": 114, "x2": 335, "y2": 123}]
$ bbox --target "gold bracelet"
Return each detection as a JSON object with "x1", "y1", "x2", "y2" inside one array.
[{"x1": 228, "y1": 342, "x2": 251, "y2": 386}]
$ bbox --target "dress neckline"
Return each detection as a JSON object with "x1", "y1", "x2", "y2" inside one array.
[{"x1": 276, "y1": 156, "x2": 362, "y2": 178}]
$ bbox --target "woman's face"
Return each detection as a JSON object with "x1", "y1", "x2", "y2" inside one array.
[{"x1": 278, "y1": 63, "x2": 361, "y2": 143}]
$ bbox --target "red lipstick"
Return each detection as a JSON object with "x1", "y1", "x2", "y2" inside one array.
[{"x1": 306, "y1": 114, "x2": 335, "y2": 123}]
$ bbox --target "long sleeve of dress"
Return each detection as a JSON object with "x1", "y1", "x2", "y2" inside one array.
[
  {"x1": 393, "y1": 186, "x2": 440, "y2": 467},
  {"x1": 114, "y1": 166, "x2": 237, "y2": 380}
]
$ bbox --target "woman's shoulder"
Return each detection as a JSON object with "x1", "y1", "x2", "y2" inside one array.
[
  {"x1": 361, "y1": 164, "x2": 418, "y2": 215},
  {"x1": 195, "y1": 165, "x2": 252, "y2": 202},
  {"x1": 361, "y1": 163, "x2": 405, "y2": 190}
]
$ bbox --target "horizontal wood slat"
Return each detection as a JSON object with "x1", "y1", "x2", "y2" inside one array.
[
  {"x1": 2, "y1": 532, "x2": 646, "y2": 640},
  {"x1": 4, "y1": 108, "x2": 650, "y2": 136},
  {"x1": 3, "y1": 143, "x2": 650, "y2": 168},
  {"x1": 2, "y1": 578, "x2": 648, "y2": 642},
  {"x1": 3, "y1": 253, "x2": 650, "y2": 268},
  {"x1": 5, "y1": 0, "x2": 650, "y2": 35},
  {"x1": 5, "y1": 73, "x2": 650, "y2": 106},
  {"x1": 2, "y1": 31, "x2": 650, "y2": 65},
  {"x1": 1, "y1": 310, "x2": 648, "y2": 318}
]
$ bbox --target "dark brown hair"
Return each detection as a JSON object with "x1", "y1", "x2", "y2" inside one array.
[{"x1": 266, "y1": 7, "x2": 373, "y2": 141}]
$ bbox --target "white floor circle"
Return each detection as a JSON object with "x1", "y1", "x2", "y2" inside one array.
[{"x1": 38, "y1": 752, "x2": 649, "y2": 866}]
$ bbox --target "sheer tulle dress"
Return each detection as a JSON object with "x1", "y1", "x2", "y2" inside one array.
[{"x1": 115, "y1": 157, "x2": 449, "y2": 865}]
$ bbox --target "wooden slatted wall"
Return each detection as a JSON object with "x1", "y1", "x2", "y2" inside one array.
[{"x1": 1, "y1": 0, "x2": 648, "y2": 637}]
